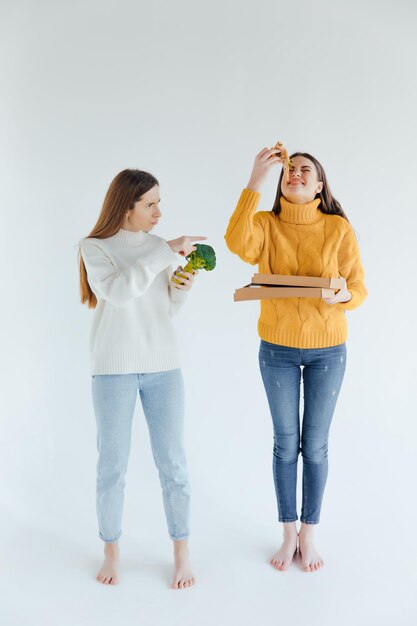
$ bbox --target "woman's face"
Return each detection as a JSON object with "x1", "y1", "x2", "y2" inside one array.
[
  {"x1": 281, "y1": 156, "x2": 323, "y2": 204},
  {"x1": 125, "y1": 185, "x2": 162, "y2": 232}
]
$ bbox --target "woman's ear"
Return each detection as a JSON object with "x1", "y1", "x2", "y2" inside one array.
[{"x1": 316, "y1": 181, "x2": 324, "y2": 194}]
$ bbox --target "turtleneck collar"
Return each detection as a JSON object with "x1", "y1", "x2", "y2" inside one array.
[
  {"x1": 114, "y1": 228, "x2": 148, "y2": 246},
  {"x1": 279, "y1": 196, "x2": 322, "y2": 225}
]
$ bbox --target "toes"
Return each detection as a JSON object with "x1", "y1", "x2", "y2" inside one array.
[
  {"x1": 273, "y1": 561, "x2": 284, "y2": 571},
  {"x1": 175, "y1": 576, "x2": 194, "y2": 589},
  {"x1": 304, "y1": 561, "x2": 323, "y2": 572}
]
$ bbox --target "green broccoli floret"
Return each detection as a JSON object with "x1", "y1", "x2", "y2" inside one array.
[
  {"x1": 172, "y1": 243, "x2": 216, "y2": 284},
  {"x1": 184, "y1": 244, "x2": 216, "y2": 272}
]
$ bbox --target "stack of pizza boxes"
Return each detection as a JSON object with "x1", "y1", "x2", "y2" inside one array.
[{"x1": 234, "y1": 274, "x2": 343, "y2": 302}]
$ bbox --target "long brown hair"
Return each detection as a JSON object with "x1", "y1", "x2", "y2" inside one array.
[
  {"x1": 79, "y1": 169, "x2": 159, "y2": 308},
  {"x1": 272, "y1": 152, "x2": 349, "y2": 222}
]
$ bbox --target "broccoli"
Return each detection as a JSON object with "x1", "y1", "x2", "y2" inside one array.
[{"x1": 172, "y1": 243, "x2": 216, "y2": 284}]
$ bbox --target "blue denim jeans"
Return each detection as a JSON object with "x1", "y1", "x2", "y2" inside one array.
[
  {"x1": 92, "y1": 369, "x2": 190, "y2": 542},
  {"x1": 259, "y1": 340, "x2": 346, "y2": 524}
]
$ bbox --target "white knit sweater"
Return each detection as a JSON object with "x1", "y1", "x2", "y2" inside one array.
[{"x1": 79, "y1": 228, "x2": 188, "y2": 375}]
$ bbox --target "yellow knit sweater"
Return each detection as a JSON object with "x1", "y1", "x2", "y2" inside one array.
[{"x1": 225, "y1": 189, "x2": 368, "y2": 349}]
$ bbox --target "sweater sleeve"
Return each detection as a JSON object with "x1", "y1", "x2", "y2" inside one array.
[
  {"x1": 337, "y1": 225, "x2": 368, "y2": 311},
  {"x1": 224, "y1": 188, "x2": 264, "y2": 264},
  {"x1": 80, "y1": 238, "x2": 178, "y2": 307}
]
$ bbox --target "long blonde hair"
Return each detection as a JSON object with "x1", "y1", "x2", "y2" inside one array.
[{"x1": 79, "y1": 169, "x2": 159, "y2": 308}]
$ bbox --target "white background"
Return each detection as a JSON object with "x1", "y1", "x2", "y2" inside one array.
[{"x1": 1, "y1": 0, "x2": 417, "y2": 624}]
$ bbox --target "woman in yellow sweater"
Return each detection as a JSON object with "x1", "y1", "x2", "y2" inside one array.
[{"x1": 225, "y1": 147, "x2": 367, "y2": 573}]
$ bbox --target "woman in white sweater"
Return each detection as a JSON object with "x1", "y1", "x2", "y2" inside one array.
[{"x1": 79, "y1": 169, "x2": 205, "y2": 589}]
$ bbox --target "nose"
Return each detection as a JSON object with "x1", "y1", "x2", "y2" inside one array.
[{"x1": 154, "y1": 206, "x2": 162, "y2": 217}]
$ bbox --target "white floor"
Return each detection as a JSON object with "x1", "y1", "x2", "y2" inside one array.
[{"x1": 2, "y1": 500, "x2": 416, "y2": 626}]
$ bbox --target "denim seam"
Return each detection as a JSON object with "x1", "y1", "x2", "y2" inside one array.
[
  {"x1": 273, "y1": 454, "x2": 285, "y2": 522},
  {"x1": 274, "y1": 452, "x2": 299, "y2": 523},
  {"x1": 302, "y1": 456, "x2": 308, "y2": 521}
]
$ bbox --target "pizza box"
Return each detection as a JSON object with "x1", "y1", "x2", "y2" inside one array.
[
  {"x1": 252, "y1": 273, "x2": 344, "y2": 289},
  {"x1": 234, "y1": 285, "x2": 336, "y2": 302}
]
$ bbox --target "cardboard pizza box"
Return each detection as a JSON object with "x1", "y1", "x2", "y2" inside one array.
[
  {"x1": 234, "y1": 285, "x2": 336, "y2": 302},
  {"x1": 252, "y1": 273, "x2": 344, "y2": 289}
]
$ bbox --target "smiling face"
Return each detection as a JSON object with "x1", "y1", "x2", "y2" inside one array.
[
  {"x1": 281, "y1": 156, "x2": 323, "y2": 204},
  {"x1": 124, "y1": 184, "x2": 161, "y2": 232}
]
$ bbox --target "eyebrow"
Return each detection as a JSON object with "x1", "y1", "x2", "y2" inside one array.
[{"x1": 147, "y1": 199, "x2": 161, "y2": 205}]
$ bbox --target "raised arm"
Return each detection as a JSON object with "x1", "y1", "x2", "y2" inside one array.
[
  {"x1": 225, "y1": 147, "x2": 283, "y2": 265},
  {"x1": 224, "y1": 189, "x2": 265, "y2": 264}
]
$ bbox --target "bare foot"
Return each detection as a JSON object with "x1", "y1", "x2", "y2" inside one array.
[
  {"x1": 172, "y1": 540, "x2": 195, "y2": 589},
  {"x1": 96, "y1": 542, "x2": 120, "y2": 585},
  {"x1": 298, "y1": 525, "x2": 324, "y2": 572},
  {"x1": 270, "y1": 523, "x2": 298, "y2": 571}
]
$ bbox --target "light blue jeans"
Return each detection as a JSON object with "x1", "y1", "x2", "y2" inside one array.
[{"x1": 92, "y1": 369, "x2": 190, "y2": 542}]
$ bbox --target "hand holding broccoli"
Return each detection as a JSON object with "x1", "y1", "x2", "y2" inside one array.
[
  {"x1": 172, "y1": 243, "x2": 216, "y2": 285},
  {"x1": 172, "y1": 267, "x2": 199, "y2": 290}
]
